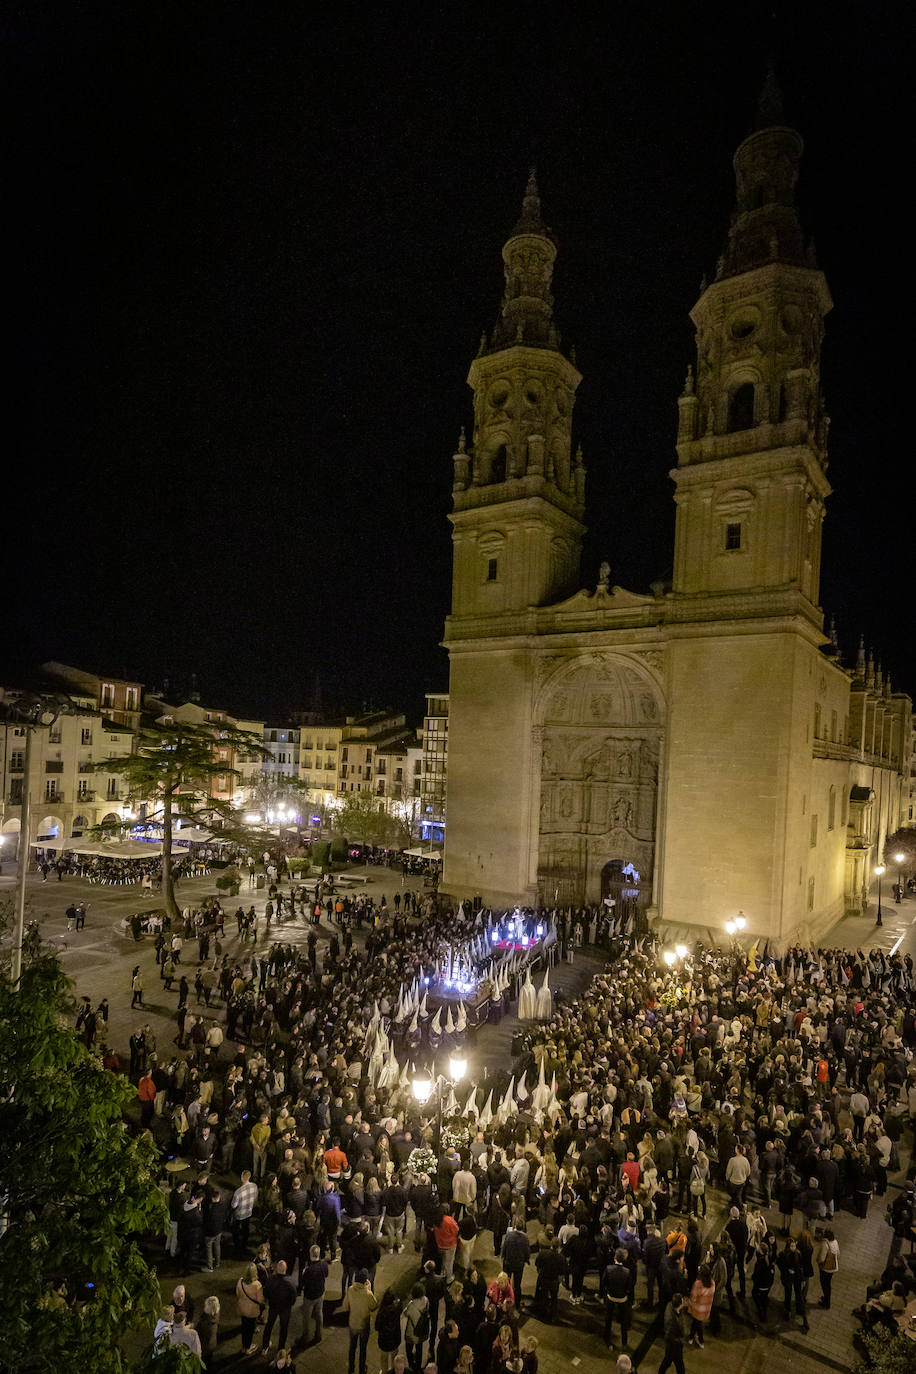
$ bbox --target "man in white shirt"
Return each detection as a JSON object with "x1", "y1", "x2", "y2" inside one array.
[
  {"x1": 452, "y1": 1164, "x2": 477, "y2": 1217},
  {"x1": 510, "y1": 1148, "x2": 530, "y2": 1197},
  {"x1": 849, "y1": 1090, "x2": 869, "y2": 1142},
  {"x1": 725, "y1": 1145, "x2": 751, "y2": 1205}
]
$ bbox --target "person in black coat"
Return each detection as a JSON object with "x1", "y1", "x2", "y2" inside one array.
[
  {"x1": 751, "y1": 1244, "x2": 775, "y2": 1324},
  {"x1": 203, "y1": 1186, "x2": 229, "y2": 1271},
  {"x1": 423, "y1": 1262, "x2": 448, "y2": 1359},
  {"x1": 374, "y1": 1289, "x2": 404, "y2": 1367},
  {"x1": 473, "y1": 1308, "x2": 500, "y2": 1373},
  {"x1": 262, "y1": 1259, "x2": 297, "y2": 1351},
  {"x1": 177, "y1": 1191, "x2": 205, "y2": 1272},
  {"x1": 436, "y1": 1319, "x2": 460, "y2": 1374},
  {"x1": 642, "y1": 1225, "x2": 666, "y2": 1308},
  {"x1": 273, "y1": 1211, "x2": 300, "y2": 1274},
  {"x1": 352, "y1": 1222, "x2": 383, "y2": 1286},
  {"x1": 725, "y1": 1208, "x2": 749, "y2": 1298},
  {"x1": 815, "y1": 1152, "x2": 838, "y2": 1218},
  {"x1": 534, "y1": 1240, "x2": 565, "y2": 1321},
  {"x1": 657, "y1": 1293, "x2": 686, "y2": 1374},
  {"x1": 776, "y1": 1239, "x2": 807, "y2": 1328}
]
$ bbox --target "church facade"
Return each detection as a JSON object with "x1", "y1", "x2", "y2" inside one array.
[{"x1": 442, "y1": 90, "x2": 911, "y2": 944}]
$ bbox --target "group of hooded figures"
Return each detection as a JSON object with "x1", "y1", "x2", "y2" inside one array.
[{"x1": 371, "y1": 907, "x2": 558, "y2": 1061}]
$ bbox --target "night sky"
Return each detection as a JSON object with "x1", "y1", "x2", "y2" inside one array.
[{"x1": 7, "y1": 4, "x2": 910, "y2": 722}]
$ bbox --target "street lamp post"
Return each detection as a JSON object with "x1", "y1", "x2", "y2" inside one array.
[
  {"x1": 894, "y1": 851, "x2": 905, "y2": 903},
  {"x1": 874, "y1": 864, "x2": 885, "y2": 927},
  {"x1": 412, "y1": 1053, "x2": 467, "y2": 1147}
]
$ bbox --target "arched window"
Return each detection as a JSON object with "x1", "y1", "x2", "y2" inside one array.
[
  {"x1": 728, "y1": 382, "x2": 755, "y2": 432},
  {"x1": 827, "y1": 786, "x2": 836, "y2": 830},
  {"x1": 490, "y1": 445, "x2": 507, "y2": 484}
]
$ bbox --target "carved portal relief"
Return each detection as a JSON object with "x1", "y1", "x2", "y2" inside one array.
[{"x1": 536, "y1": 654, "x2": 664, "y2": 905}]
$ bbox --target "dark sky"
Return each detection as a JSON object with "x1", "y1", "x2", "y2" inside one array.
[{"x1": 6, "y1": 2, "x2": 910, "y2": 721}]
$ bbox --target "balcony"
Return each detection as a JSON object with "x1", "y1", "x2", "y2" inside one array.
[
  {"x1": 45, "y1": 760, "x2": 65, "y2": 774},
  {"x1": 78, "y1": 762, "x2": 94, "y2": 773},
  {"x1": 76, "y1": 790, "x2": 96, "y2": 802},
  {"x1": 43, "y1": 791, "x2": 65, "y2": 803}
]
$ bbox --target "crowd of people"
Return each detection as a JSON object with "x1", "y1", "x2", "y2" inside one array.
[{"x1": 97, "y1": 869, "x2": 916, "y2": 1370}]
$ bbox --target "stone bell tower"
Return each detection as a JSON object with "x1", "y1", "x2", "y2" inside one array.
[
  {"x1": 671, "y1": 70, "x2": 833, "y2": 614},
  {"x1": 661, "y1": 75, "x2": 842, "y2": 942},
  {"x1": 447, "y1": 172, "x2": 586, "y2": 623}
]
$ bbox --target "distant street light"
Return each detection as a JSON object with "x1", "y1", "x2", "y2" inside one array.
[
  {"x1": 874, "y1": 863, "x2": 886, "y2": 927},
  {"x1": 894, "y1": 851, "x2": 905, "y2": 903},
  {"x1": 663, "y1": 950, "x2": 676, "y2": 967}
]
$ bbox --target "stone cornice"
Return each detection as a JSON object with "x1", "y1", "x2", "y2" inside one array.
[
  {"x1": 450, "y1": 484, "x2": 586, "y2": 526},
  {"x1": 690, "y1": 260, "x2": 833, "y2": 322},
  {"x1": 672, "y1": 438, "x2": 831, "y2": 500}
]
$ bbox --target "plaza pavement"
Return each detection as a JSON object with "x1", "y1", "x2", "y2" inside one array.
[{"x1": 1, "y1": 864, "x2": 912, "y2": 1373}]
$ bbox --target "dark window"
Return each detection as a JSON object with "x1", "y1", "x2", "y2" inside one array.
[
  {"x1": 490, "y1": 446, "x2": 507, "y2": 483},
  {"x1": 725, "y1": 522, "x2": 742, "y2": 550},
  {"x1": 727, "y1": 382, "x2": 755, "y2": 432},
  {"x1": 487, "y1": 558, "x2": 498, "y2": 581}
]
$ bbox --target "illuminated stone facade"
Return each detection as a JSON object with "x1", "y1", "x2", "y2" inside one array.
[{"x1": 443, "y1": 95, "x2": 911, "y2": 943}]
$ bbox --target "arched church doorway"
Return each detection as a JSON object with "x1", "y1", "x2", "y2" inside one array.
[{"x1": 535, "y1": 653, "x2": 663, "y2": 906}]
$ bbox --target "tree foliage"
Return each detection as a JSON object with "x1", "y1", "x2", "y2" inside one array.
[
  {"x1": 93, "y1": 717, "x2": 269, "y2": 917},
  {"x1": 245, "y1": 772, "x2": 311, "y2": 821},
  {"x1": 883, "y1": 827, "x2": 916, "y2": 870},
  {"x1": 854, "y1": 1326, "x2": 916, "y2": 1374},
  {"x1": 0, "y1": 957, "x2": 169, "y2": 1373},
  {"x1": 336, "y1": 790, "x2": 396, "y2": 846}
]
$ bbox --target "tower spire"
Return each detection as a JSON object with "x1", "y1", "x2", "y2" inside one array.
[
  {"x1": 720, "y1": 69, "x2": 806, "y2": 277},
  {"x1": 489, "y1": 169, "x2": 558, "y2": 352},
  {"x1": 755, "y1": 61, "x2": 785, "y2": 129},
  {"x1": 513, "y1": 166, "x2": 546, "y2": 234}
]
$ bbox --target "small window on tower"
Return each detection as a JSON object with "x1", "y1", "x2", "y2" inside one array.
[
  {"x1": 486, "y1": 558, "x2": 499, "y2": 582},
  {"x1": 725, "y1": 522, "x2": 742, "y2": 550}
]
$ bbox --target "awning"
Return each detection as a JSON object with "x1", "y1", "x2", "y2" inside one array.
[{"x1": 31, "y1": 839, "x2": 164, "y2": 858}]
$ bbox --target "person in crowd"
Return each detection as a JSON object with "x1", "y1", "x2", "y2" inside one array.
[
  {"x1": 195, "y1": 1295, "x2": 220, "y2": 1364},
  {"x1": 235, "y1": 1261, "x2": 265, "y2": 1356},
  {"x1": 100, "y1": 880, "x2": 916, "y2": 1374},
  {"x1": 340, "y1": 1268, "x2": 379, "y2": 1374}
]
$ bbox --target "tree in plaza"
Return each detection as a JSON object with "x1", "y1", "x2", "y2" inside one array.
[
  {"x1": 93, "y1": 717, "x2": 269, "y2": 920},
  {"x1": 336, "y1": 789, "x2": 397, "y2": 847},
  {"x1": 883, "y1": 827, "x2": 916, "y2": 874},
  {"x1": 389, "y1": 796, "x2": 423, "y2": 849},
  {"x1": 245, "y1": 771, "x2": 311, "y2": 824},
  {"x1": 0, "y1": 946, "x2": 195, "y2": 1373}
]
